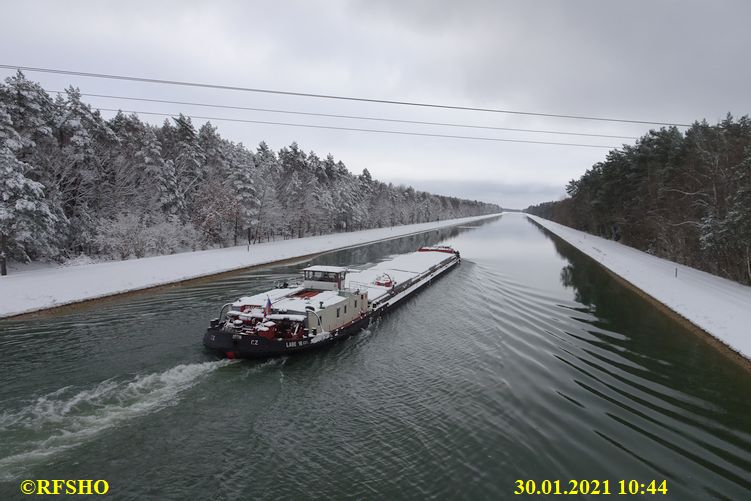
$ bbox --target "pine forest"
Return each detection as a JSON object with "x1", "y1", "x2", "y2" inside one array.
[
  {"x1": 0, "y1": 72, "x2": 500, "y2": 266},
  {"x1": 527, "y1": 116, "x2": 751, "y2": 285}
]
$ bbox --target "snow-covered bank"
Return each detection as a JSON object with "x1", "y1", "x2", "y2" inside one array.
[
  {"x1": 527, "y1": 214, "x2": 751, "y2": 361},
  {"x1": 0, "y1": 214, "x2": 499, "y2": 318}
]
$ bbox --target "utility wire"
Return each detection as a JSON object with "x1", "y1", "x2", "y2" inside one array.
[
  {"x1": 1, "y1": 64, "x2": 691, "y2": 127},
  {"x1": 92, "y1": 106, "x2": 620, "y2": 149},
  {"x1": 56, "y1": 90, "x2": 639, "y2": 140}
]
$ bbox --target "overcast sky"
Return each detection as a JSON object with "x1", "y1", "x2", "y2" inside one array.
[{"x1": 2, "y1": 0, "x2": 749, "y2": 208}]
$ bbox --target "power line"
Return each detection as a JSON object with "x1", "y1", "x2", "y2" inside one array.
[
  {"x1": 92, "y1": 106, "x2": 620, "y2": 149},
  {"x1": 57, "y1": 90, "x2": 639, "y2": 140},
  {"x1": 1, "y1": 64, "x2": 691, "y2": 127}
]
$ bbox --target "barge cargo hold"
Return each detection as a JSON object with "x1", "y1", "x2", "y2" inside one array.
[{"x1": 202, "y1": 246, "x2": 460, "y2": 358}]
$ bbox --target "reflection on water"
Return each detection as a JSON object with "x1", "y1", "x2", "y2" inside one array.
[
  {"x1": 0, "y1": 214, "x2": 749, "y2": 500},
  {"x1": 533, "y1": 219, "x2": 751, "y2": 497}
]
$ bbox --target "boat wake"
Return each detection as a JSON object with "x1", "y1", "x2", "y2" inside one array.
[{"x1": 0, "y1": 359, "x2": 236, "y2": 479}]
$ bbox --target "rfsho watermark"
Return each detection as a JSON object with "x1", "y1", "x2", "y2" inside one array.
[{"x1": 19, "y1": 479, "x2": 110, "y2": 495}]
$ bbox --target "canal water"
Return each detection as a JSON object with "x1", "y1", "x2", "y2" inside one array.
[{"x1": 1, "y1": 215, "x2": 749, "y2": 500}]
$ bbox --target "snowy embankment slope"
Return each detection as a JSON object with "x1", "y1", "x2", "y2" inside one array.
[
  {"x1": 527, "y1": 214, "x2": 751, "y2": 361},
  {"x1": 0, "y1": 214, "x2": 499, "y2": 318}
]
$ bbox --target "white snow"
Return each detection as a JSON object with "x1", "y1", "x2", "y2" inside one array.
[
  {"x1": 346, "y1": 250, "x2": 455, "y2": 302},
  {"x1": 527, "y1": 214, "x2": 751, "y2": 361},
  {"x1": 272, "y1": 289, "x2": 348, "y2": 315},
  {"x1": 303, "y1": 265, "x2": 348, "y2": 273},
  {"x1": 232, "y1": 287, "x2": 303, "y2": 309},
  {"x1": 0, "y1": 214, "x2": 499, "y2": 318}
]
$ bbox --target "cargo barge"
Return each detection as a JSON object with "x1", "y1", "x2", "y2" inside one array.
[{"x1": 202, "y1": 246, "x2": 460, "y2": 358}]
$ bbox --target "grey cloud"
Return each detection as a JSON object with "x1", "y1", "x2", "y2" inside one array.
[
  {"x1": 349, "y1": 0, "x2": 751, "y2": 123},
  {"x1": 2, "y1": 0, "x2": 749, "y2": 208}
]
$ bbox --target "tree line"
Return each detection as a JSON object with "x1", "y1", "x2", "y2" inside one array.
[
  {"x1": 526, "y1": 115, "x2": 751, "y2": 285},
  {"x1": 0, "y1": 71, "x2": 499, "y2": 267}
]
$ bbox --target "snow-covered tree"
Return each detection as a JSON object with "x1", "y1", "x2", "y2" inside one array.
[
  {"x1": 0, "y1": 71, "x2": 55, "y2": 156},
  {"x1": 226, "y1": 143, "x2": 258, "y2": 244},
  {"x1": 191, "y1": 179, "x2": 241, "y2": 245},
  {"x1": 173, "y1": 115, "x2": 206, "y2": 214},
  {"x1": 134, "y1": 126, "x2": 168, "y2": 218},
  {"x1": 198, "y1": 122, "x2": 228, "y2": 177},
  {"x1": 0, "y1": 104, "x2": 57, "y2": 264},
  {"x1": 253, "y1": 142, "x2": 282, "y2": 242}
]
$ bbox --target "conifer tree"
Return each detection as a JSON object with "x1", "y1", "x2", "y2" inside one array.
[{"x1": 0, "y1": 104, "x2": 57, "y2": 265}]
